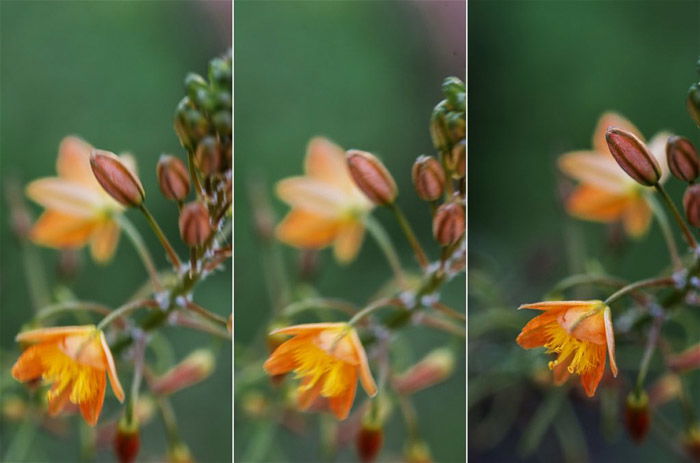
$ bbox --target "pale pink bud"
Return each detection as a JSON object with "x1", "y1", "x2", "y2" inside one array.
[
  {"x1": 151, "y1": 349, "x2": 214, "y2": 395},
  {"x1": 393, "y1": 348, "x2": 455, "y2": 395}
]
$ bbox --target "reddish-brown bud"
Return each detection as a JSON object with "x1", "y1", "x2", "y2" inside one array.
[
  {"x1": 684, "y1": 425, "x2": 700, "y2": 462},
  {"x1": 195, "y1": 136, "x2": 223, "y2": 176},
  {"x1": 113, "y1": 416, "x2": 140, "y2": 463},
  {"x1": 624, "y1": 390, "x2": 650, "y2": 444},
  {"x1": 90, "y1": 150, "x2": 145, "y2": 207},
  {"x1": 346, "y1": 150, "x2": 397, "y2": 205},
  {"x1": 605, "y1": 128, "x2": 661, "y2": 186},
  {"x1": 412, "y1": 156, "x2": 445, "y2": 201},
  {"x1": 432, "y1": 203, "x2": 465, "y2": 245},
  {"x1": 356, "y1": 424, "x2": 383, "y2": 463},
  {"x1": 684, "y1": 184, "x2": 700, "y2": 227},
  {"x1": 151, "y1": 349, "x2": 214, "y2": 395},
  {"x1": 178, "y1": 201, "x2": 212, "y2": 246},
  {"x1": 688, "y1": 82, "x2": 700, "y2": 128},
  {"x1": 157, "y1": 155, "x2": 190, "y2": 201},
  {"x1": 667, "y1": 136, "x2": 700, "y2": 183},
  {"x1": 393, "y1": 348, "x2": 455, "y2": 395}
]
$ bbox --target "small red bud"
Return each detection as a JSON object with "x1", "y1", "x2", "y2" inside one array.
[
  {"x1": 90, "y1": 150, "x2": 145, "y2": 207},
  {"x1": 683, "y1": 184, "x2": 700, "y2": 227},
  {"x1": 178, "y1": 201, "x2": 212, "y2": 246},
  {"x1": 684, "y1": 425, "x2": 700, "y2": 462},
  {"x1": 346, "y1": 150, "x2": 397, "y2": 205},
  {"x1": 605, "y1": 128, "x2": 661, "y2": 186},
  {"x1": 412, "y1": 156, "x2": 445, "y2": 201},
  {"x1": 624, "y1": 390, "x2": 650, "y2": 443},
  {"x1": 157, "y1": 155, "x2": 190, "y2": 201},
  {"x1": 113, "y1": 416, "x2": 140, "y2": 463},
  {"x1": 432, "y1": 203, "x2": 465, "y2": 245},
  {"x1": 356, "y1": 425, "x2": 383, "y2": 463},
  {"x1": 667, "y1": 135, "x2": 700, "y2": 183}
]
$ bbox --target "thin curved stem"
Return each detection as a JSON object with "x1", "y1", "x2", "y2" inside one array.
[
  {"x1": 604, "y1": 277, "x2": 675, "y2": 305},
  {"x1": 184, "y1": 300, "x2": 227, "y2": 327},
  {"x1": 139, "y1": 205, "x2": 182, "y2": 269},
  {"x1": 282, "y1": 298, "x2": 357, "y2": 318},
  {"x1": 364, "y1": 214, "x2": 407, "y2": 287},
  {"x1": 35, "y1": 301, "x2": 112, "y2": 321},
  {"x1": 648, "y1": 194, "x2": 682, "y2": 270},
  {"x1": 118, "y1": 215, "x2": 162, "y2": 291},
  {"x1": 348, "y1": 297, "x2": 402, "y2": 326},
  {"x1": 655, "y1": 184, "x2": 697, "y2": 249},
  {"x1": 96, "y1": 299, "x2": 157, "y2": 331},
  {"x1": 431, "y1": 301, "x2": 466, "y2": 322},
  {"x1": 389, "y1": 203, "x2": 429, "y2": 269}
]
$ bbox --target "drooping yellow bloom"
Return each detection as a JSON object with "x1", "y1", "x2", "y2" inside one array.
[
  {"x1": 275, "y1": 137, "x2": 374, "y2": 263},
  {"x1": 11, "y1": 325, "x2": 125, "y2": 425},
  {"x1": 558, "y1": 112, "x2": 670, "y2": 237},
  {"x1": 263, "y1": 322, "x2": 377, "y2": 420},
  {"x1": 516, "y1": 300, "x2": 618, "y2": 397},
  {"x1": 26, "y1": 136, "x2": 133, "y2": 263}
]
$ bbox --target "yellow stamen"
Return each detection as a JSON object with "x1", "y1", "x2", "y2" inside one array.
[
  {"x1": 544, "y1": 324, "x2": 600, "y2": 375},
  {"x1": 42, "y1": 346, "x2": 100, "y2": 403}
]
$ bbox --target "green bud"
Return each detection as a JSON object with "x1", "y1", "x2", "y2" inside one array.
[
  {"x1": 212, "y1": 110, "x2": 232, "y2": 138},
  {"x1": 442, "y1": 77, "x2": 465, "y2": 112},
  {"x1": 688, "y1": 82, "x2": 700, "y2": 128}
]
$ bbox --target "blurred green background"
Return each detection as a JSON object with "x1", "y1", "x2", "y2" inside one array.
[
  {"x1": 0, "y1": 1, "x2": 231, "y2": 461},
  {"x1": 234, "y1": 1, "x2": 465, "y2": 462},
  {"x1": 470, "y1": 1, "x2": 700, "y2": 461}
]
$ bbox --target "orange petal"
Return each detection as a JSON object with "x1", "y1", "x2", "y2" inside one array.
[
  {"x1": 99, "y1": 331, "x2": 124, "y2": 402},
  {"x1": 11, "y1": 344, "x2": 47, "y2": 381},
  {"x1": 552, "y1": 355, "x2": 572, "y2": 385},
  {"x1": 276, "y1": 177, "x2": 347, "y2": 215},
  {"x1": 263, "y1": 336, "x2": 310, "y2": 375},
  {"x1": 270, "y1": 323, "x2": 346, "y2": 337},
  {"x1": 26, "y1": 178, "x2": 103, "y2": 217},
  {"x1": 79, "y1": 374, "x2": 106, "y2": 426},
  {"x1": 579, "y1": 345, "x2": 606, "y2": 397},
  {"x1": 275, "y1": 209, "x2": 340, "y2": 249},
  {"x1": 328, "y1": 370, "x2": 357, "y2": 420},
  {"x1": 297, "y1": 377, "x2": 323, "y2": 410},
  {"x1": 349, "y1": 329, "x2": 377, "y2": 397},
  {"x1": 559, "y1": 151, "x2": 631, "y2": 193},
  {"x1": 305, "y1": 137, "x2": 355, "y2": 191},
  {"x1": 622, "y1": 195, "x2": 651, "y2": 238},
  {"x1": 16, "y1": 325, "x2": 95, "y2": 344},
  {"x1": 592, "y1": 112, "x2": 642, "y2": 154},
  {"x1": 56, "y1": 136, "x2": 101, "y2": 188},
  {"x1": 603, "y1": 307, "x2": 618, "y2": 377},
  {"x1": 518, "y1": 300, "x2": 597, "y2": 311},
  {"x1": 333, "y1": 221, "x2": 365, "y2": 263},
  {"x1": 516, "y1": 312, "x2": 559, "y2": 349},
  {"x1": 565, "y1": 185, "x2": 630, "y2": 222},
  {"x1": 30, "y1": 211, "x2": 97, "y2": 249},
  {"x1": 47, "y1": 383, "x2": 73, "y2": 416},
  {"x1": 90, "y1": 220, "x2": 120, "y2": 263}
]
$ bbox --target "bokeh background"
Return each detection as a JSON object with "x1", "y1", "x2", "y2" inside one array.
[
  {"x1": 0, "y1": 1, "x2": 231, "y2": 461},
  {"x1": 234, "y1": 1, "x2": 465, "y2": 462},
  {"x1": 470, "y1": 1, "x2": 700, "y2": 462}
]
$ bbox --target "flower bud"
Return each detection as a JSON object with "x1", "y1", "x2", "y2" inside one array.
[
  {"x1": 157, "y1": 155, "x2": 190, "y2": 201},
  {"x1": 605, "y1": 127, "x2": 661, "y2": 186},
  {"x1": 688, "y1": 82, "x2": 700, "y2": 127},
  {"x1": 168, "y1": 442, "x2": 194, "y2": 463},
  {"x1": 356, "y1": 423, "x2": 383, "y2": 463},
  {"x1": 212, "y1": 110, "x2": 232, "y2": 138},
  {"x1": 209, "y1": 56, "x2": 232, "y2": 89},
  {"x1": 195, "y1": 136, "x2": 223, "y2": 175},
  {"x1": 668, "y1": 343, "x2": 700, "y2": 373},
  {"x1": 404, "y1": 440, "x2": 433, "y2": 463},
  {"x1": 624, "y1": 390, "x2": 650, "y2": 443},
  {"x1": 684, "y1": 184, "x2": 700, "y2": 227},
  {"x1": 430, "y1": 102, "x2": 450, "y2": 152},
  {"x1": 667, "y1": 135, "x2": 700, "y2": 183},
  {"x1": 178, "y1": 201, "x2": 212, "y2": 246},
  {"x1": 445, "y1": 112, "x2": 465, "y2": 142},
  {"x1": 90, "y1": 150, "x2": 145, "y2": 207},
  {"x1": 184, "y1": 73, "x2": 208, "y2": 103},
  {"x1": 151, "y1": 349, "x2": 215, "y2": 395},
  {"x1": 174, "y1": 97, "x2": 209, "y2": 149},
  {"x1": 684, "y1": 425, "x2": 700, "y2": 462},
  {"x1": 649, "y1": 373, "x2": 682, "y2": 408},
  {"x1": 447, "y1": 139, "x2": 466, "y2": 178},
  {"x1": 113, "y1": 415, "x2": 139, "y2": 463},
  {"x1": 432, "y1": 203, "x2": 465, "y2": 245},
  {"x1": 346, "y1": 150, "x2": 397, "y2": 205},
  {"x1": 393, "y1": 348, "x2": 456, "y2": 395},
  {"x1": 442, "y1": 76, "x2": 465, "y2": 112},
  {"x1": 412, "y1": 156, "x2": 445, "y2": 201}
]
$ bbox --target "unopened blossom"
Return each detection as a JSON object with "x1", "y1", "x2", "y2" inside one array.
[
  {"x1": 516, "y1": 300, "x2": 618, "y2": 397},
  {"x1": 26, "y1": 136, "x2": 135, "y2": 262},
  {"x1": 275, "y1": 137, "x2": 374, "y2": 263},
  {"x1": 558, "y1": 112, "x2": 670, "y2": 237},
  {"x1": 263, "y1": 322, "x2": 377, "y2": 420},
  {"x1": 11, "y1": 325, "x2": 125, "y2": 425}
]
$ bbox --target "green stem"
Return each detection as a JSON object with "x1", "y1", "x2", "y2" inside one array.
[
  {"x1": 604, "y1": 277, "x2": 674, "y2": 305},
  {"x1": 282, "y1": 298, "x2": 357, "y2": 318},
  {"x1": 184, "y1": 300, "x2": 227, "y2": 327},
  {"x1": 390, "y1": 203, "x2": 429, "y2": 269},
  {"x1": 96, "y1": 299, "x2": 156, "y2": 331},
  {"x1": 431, "y1": 301, "x2": 466, "y2": 322},
  {"x1": 34, "y1": 301, "x2": 112, "y2": 322},
  {"x1": 648, "y1": 194, "x2": 682, "y2": 270},
  {"x1": 348, "y1": 298, "x2": 401, "y2": 326},
  {"x1": 655, "y1": 184, "x2": 697, "y2": 249},
  {"x1": 364, "y1": 214, "x2": 407, "y2": 287},
  {"x1": 118, "y1": 215, "x2": 162, "y2": 291},
  {"x1": 635, "y1": 313, "x2": 664, "y2": 390},
  {"x1": 139, "y1": 205, "x2": 182, "y2": 269},
  {"x1": 187, "y1": 150, "x2": 205, "y2": 199}
]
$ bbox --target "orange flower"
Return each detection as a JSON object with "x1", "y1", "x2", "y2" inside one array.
[
  {"x1": 275, "y1": 137, "x2": 374, "y2": 263},
  {"x1": 516, "y1": 300, "x2": 618, "y2": 397},
  {"x1": 26, "y1": 136, "x2": 134, "y2": 263},
  {"x1": 11, "y1": 325, "x2": 125, "y2": 425},
  {"x1": 558, "y1": 112, "x2": 670, "y2": 237},
  {"x1": 263, "y1": 322, "x2": 377, "y2": 420}
]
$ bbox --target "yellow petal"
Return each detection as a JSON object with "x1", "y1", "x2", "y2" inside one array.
[
  {"x1": 559, "y1": 151, "x2": 631, "y2": 193},
  {"x1": 30, "y1": 211, "x2": 97, "y2": 248},
  {"x1": 333, "y1": 221, "x2": 365, "y2": 263},
  {"x1": 276, "y1": 177, "x2": 348, "y2": 216},
  {"x1": 26, "y1": 178, "x2": 103, "y2": 218},
  {"x1": 90, "y1": 220, "x2": 120, "y2": 263}
]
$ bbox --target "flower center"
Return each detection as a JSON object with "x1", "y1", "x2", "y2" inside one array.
[
  {"x1": 43, "y1": 345, "x2": 101, "y2": 404},
  {"x1": 544, "y1": 323, "x2": 600, "y2": 375},
  {"x1": 293, "y1": 342, "x2": 348, "y2": 397}
]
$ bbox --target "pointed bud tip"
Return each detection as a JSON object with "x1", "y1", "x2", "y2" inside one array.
[{"x1": 605, "y1": 127, "x2": 661, "y2": 186}]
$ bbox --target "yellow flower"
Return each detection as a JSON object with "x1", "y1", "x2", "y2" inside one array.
[
  {"x1": 275, "y1": 137, "x2": 374, "y2": 263},
  {"x1": 11, "y1": 325, "x2": 125, "y2": 425},
  {"x1": 26, "y1": 136, "x2": 134, "y2": 263},
  {"x1": 558, "y1": 112, "x2": 670, "y2": 237},
  {"x1": 516, "y1": 300, "x2": 618, "y2": 397},
  {"x1": 263, "y1": 322, "x2": 377, "y2": 420}
]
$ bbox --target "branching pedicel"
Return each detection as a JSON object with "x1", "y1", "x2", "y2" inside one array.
[{"x1": 8, "y1": 51, "x2": 231, "y2": 462}]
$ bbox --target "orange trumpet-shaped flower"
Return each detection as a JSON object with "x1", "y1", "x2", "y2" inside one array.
[
  {"x1": 26, "y1": 136, "x2": 134, "y2": 263},
  {"x1": 263, "y1": 323, "x2": 377, "y2": 420},
  {"x1": 11, "y1": 325, "x2": 125, "y2": 426},
  {"x1": 275, "y1": 137, "x2": 374, "y2": 263},
  {"x1": 558, "y1": 112, "x2": 670, "y2": 237},
  {"x1": 516, "y1": 300, "x2": 618, "y2": 397}
]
